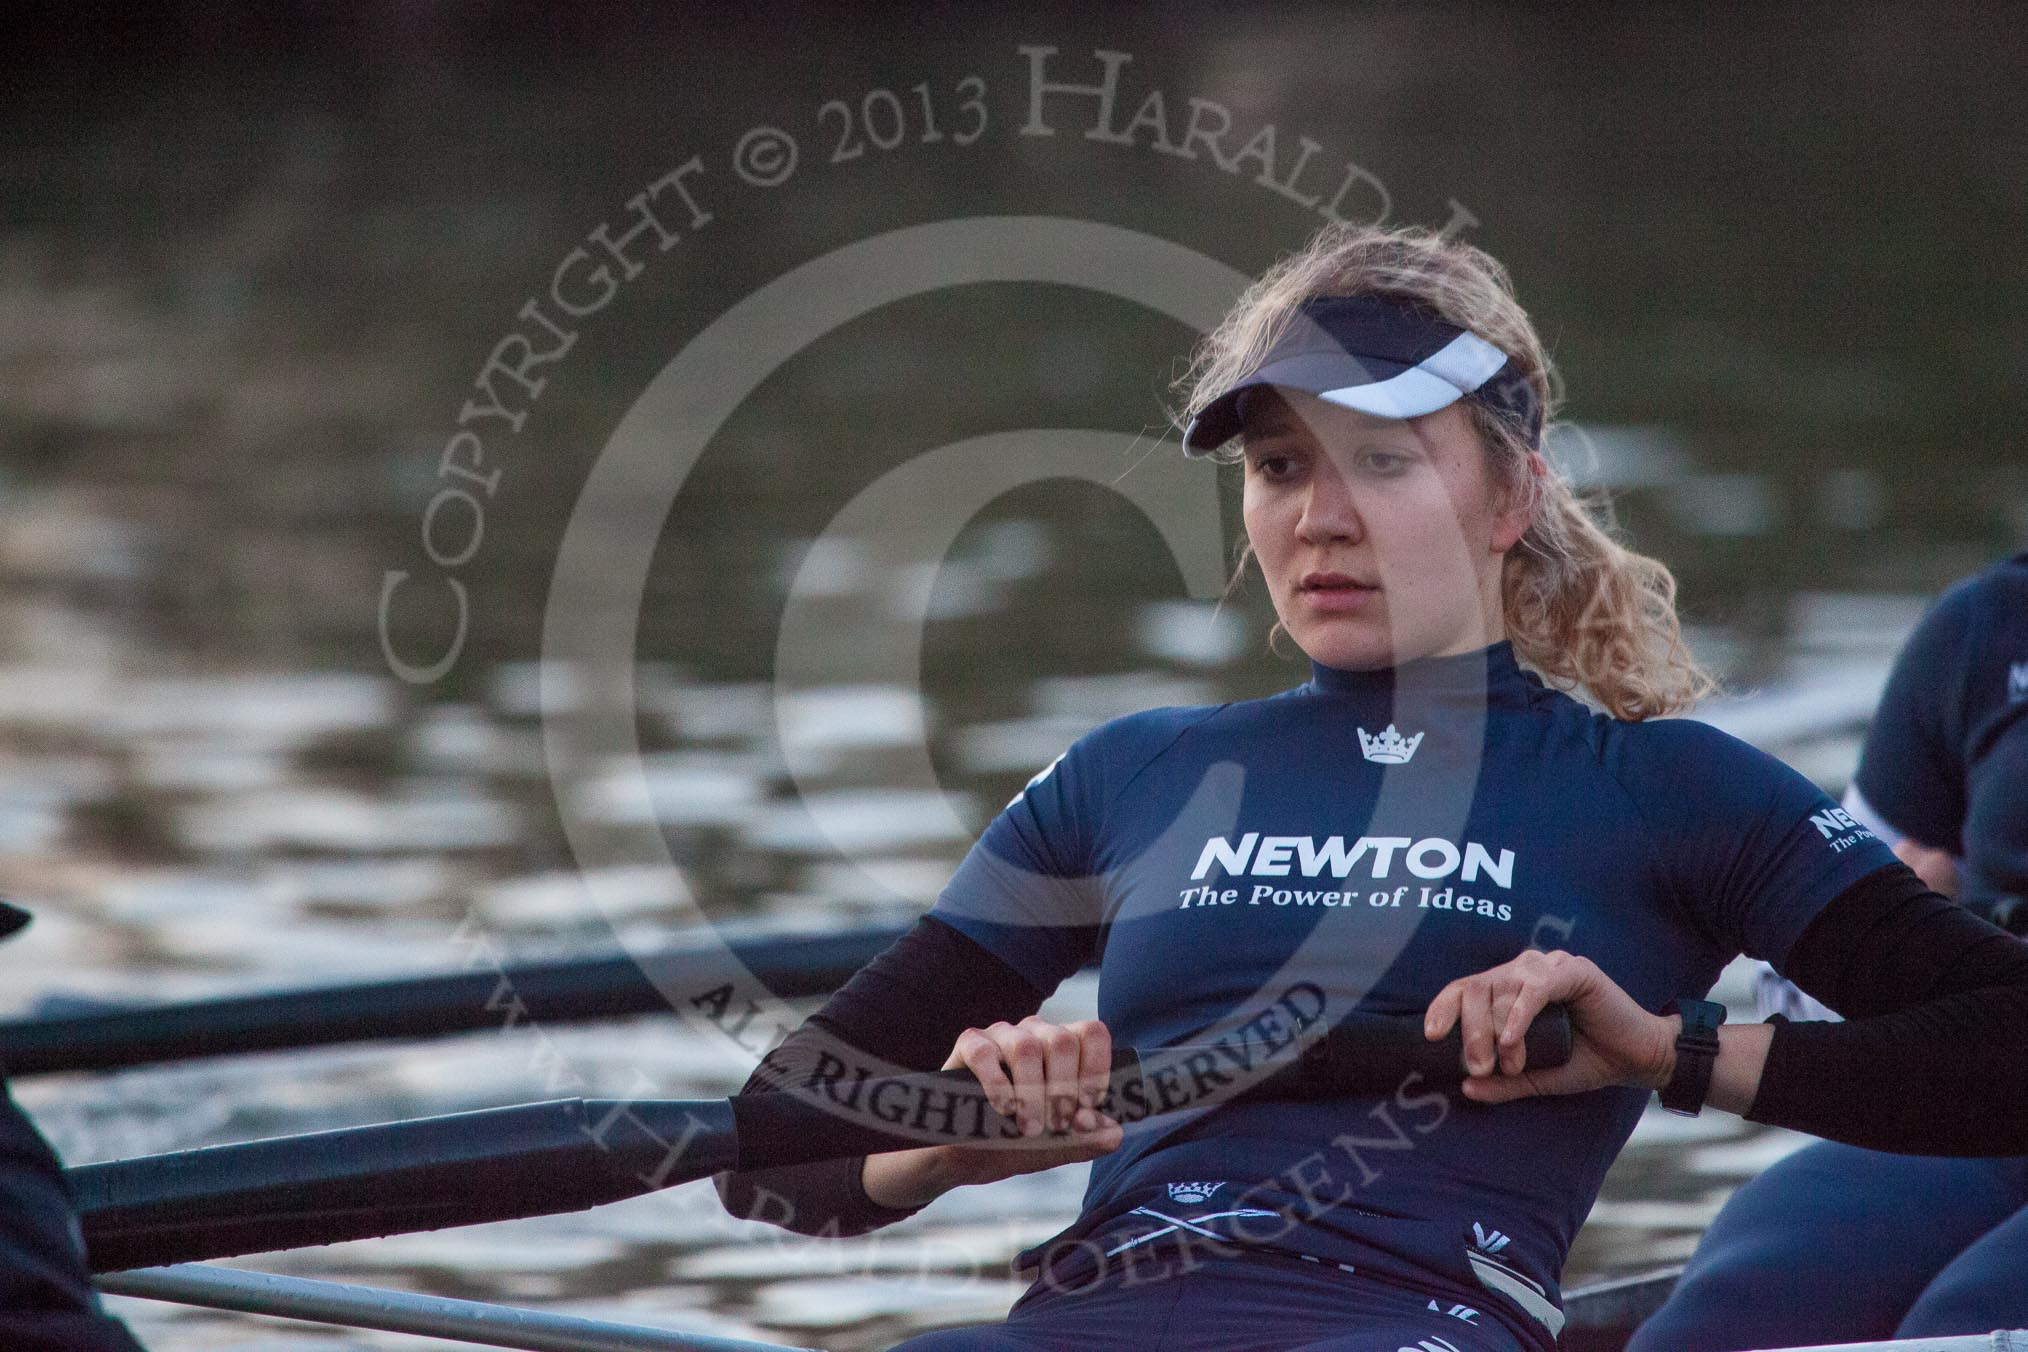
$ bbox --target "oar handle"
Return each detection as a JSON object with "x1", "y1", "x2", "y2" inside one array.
[
  {"x1": 728, "y1": 1004, "x2": 1574, "y2": 1170},
  {"x1": 1266, "y1": 1000, "x2": 1575, "y2": 1098}
]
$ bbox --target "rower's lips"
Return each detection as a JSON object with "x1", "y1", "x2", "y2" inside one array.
[{"x1": 1298, "y1": 582, "x2": 1380, "y2": 613}]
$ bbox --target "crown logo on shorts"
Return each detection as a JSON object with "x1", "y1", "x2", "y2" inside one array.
[
  {"x1": 1166, "y1": 1181, "x2": 1222, "y2": 1204},
  {"x1": 1357, "y1": 724, "x2": 1424, "y2": 764}
]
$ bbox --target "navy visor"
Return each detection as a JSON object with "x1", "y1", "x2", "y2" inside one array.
[{"x1": 1182, "y1": 294, "x2": 1541, "y2": 455}]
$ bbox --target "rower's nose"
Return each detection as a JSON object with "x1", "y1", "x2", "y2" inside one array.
[{"x1": 1294, "y1": 455, "x2": 1367, "y2": 547}]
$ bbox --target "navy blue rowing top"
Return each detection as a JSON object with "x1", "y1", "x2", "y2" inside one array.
[
  {"x1": 929, "y1": 641, "x2": 1897, "y2": 1346},
  {"x1": 1853, "y1": 552, "x2": 2028, "y2": 909}
]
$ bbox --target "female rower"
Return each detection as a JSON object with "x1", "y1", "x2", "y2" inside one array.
[
  {"x1": 1631, "y1": 553, "x2": 2028, "y2": 1349},
  {"x1": 714, "y1": 223, "x2": 2028, "y2": 1352}
]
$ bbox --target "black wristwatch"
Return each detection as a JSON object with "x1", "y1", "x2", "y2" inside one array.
[{"x1": 1659, "y1": 998, "x2": 1726, "y2": 1116}]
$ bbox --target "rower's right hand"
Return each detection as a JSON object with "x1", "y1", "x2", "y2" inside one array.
[
  {"x1": 861, "y1": 1016, "x2": 1122, "y2": 1206},
  {"x1": 952, "y1": 1014, "x2": 1119, "y2": 1139},
  {"x1": 936, "y1": 1016, "x2": 1125, "y2": 1186}
]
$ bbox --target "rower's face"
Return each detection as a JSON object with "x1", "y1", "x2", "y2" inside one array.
[{"x1": 1238, "y1": 388, "x2": 1528, "y2": 671}]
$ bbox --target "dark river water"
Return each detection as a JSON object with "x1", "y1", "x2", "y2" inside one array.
[{"x1": 2, "y1": 6, "x2": 2023, "y2": 1347}]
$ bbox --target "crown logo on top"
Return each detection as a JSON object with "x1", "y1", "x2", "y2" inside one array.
[{"x1": 1357, "y1": 724, "x2": 1424, "y2": 764}]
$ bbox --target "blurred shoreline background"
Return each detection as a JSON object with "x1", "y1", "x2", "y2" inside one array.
[{"x1": 2, "y1": 4, "x2": 2023, "y2": 1347}]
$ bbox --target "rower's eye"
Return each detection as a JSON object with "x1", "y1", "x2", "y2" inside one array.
[
  {"x1": 1248, "y1": 450, "x2": 1299, "y2": 482},
  {"x1": 1357, "y1": 447, "x2": 1412, "y2": 477}
]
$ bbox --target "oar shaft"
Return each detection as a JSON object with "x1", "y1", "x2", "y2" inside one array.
[
  {"x1": 73, "y1": 1006, "x2": 1571, "y2": 1272},
  {"x1": 74, "y1": 1097, "x2": 740, "y2": 1274},
  {"x1": 0, "y1": 925, "x2": 911, "y2": 1077}
]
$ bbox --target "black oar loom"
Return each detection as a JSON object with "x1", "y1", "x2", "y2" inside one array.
[
  {"x1": 73, "y1": 1004, "x2": 1573, "y2": 1272},
  {"x1": 1, "y1": 923, "x2": 913, "y2": 1077}
]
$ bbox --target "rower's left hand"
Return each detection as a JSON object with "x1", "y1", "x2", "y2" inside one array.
[{"x1": 1423, "y1": 949, "x2": 1677, "y2": 1105}]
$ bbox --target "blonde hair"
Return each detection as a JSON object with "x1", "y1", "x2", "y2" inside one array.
[{"x1": 1173, "y1": 223, "x2": 1715, "y2": 721}]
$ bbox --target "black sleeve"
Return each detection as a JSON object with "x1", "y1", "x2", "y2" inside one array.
[
  {"x1": 712, "y1": 914, "x2": 1050, "y2": 1235},
  {"x1": 1745, "y1": 863, "x2": 2028, "y2": 1155}
]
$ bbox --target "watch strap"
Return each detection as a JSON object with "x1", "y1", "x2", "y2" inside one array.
[{"x1": 1659, "y1": 997, "x2": 1725, "y2": 1116}]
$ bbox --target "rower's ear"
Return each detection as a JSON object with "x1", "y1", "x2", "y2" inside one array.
[{"x1": 1489, "y1": 450, "x2": 1545, "y2": 554}]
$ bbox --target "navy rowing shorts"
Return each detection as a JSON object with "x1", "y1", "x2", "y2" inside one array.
[{"x1": 888, "y1": 1221, "x2": 1523, "y2": 1352}]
